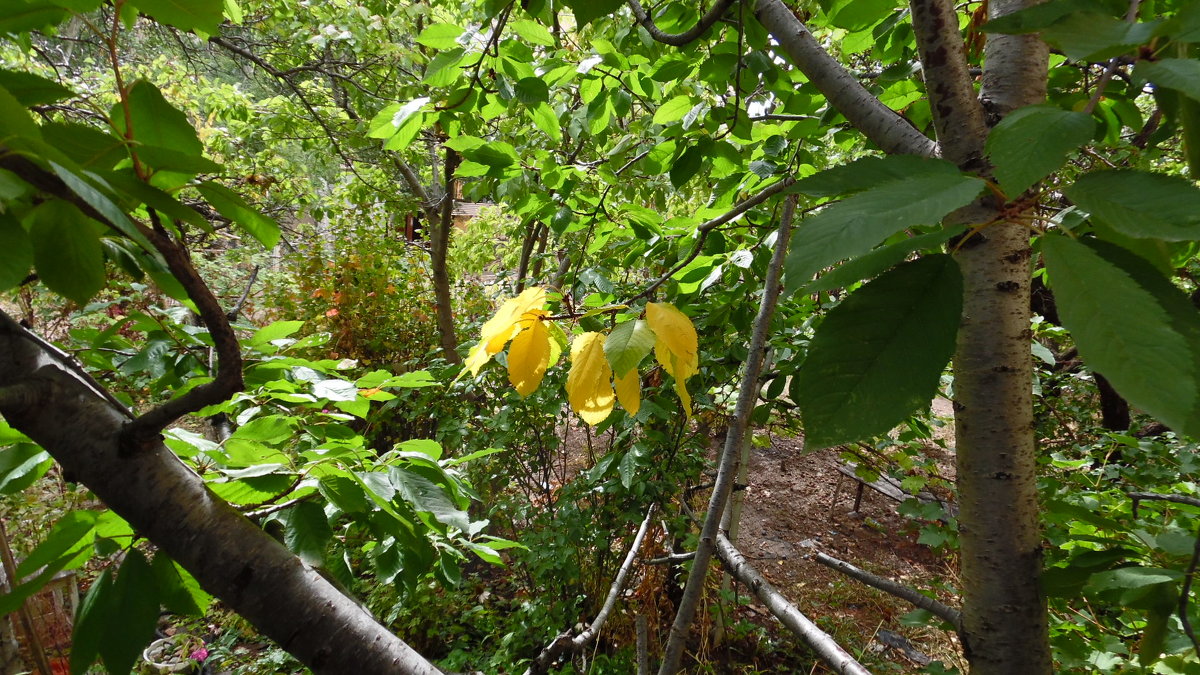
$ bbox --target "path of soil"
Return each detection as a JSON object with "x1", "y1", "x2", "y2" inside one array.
[{"x1": 731, "y1": 401, "x2": 961, "y2": 672}]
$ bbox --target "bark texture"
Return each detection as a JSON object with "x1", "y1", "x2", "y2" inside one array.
[
  {"x1": 0, "y1": 313, "x2": 442, "y2": 675},
  {"x1": 754, "y1": 0, "x2": 938, "y2": 158}
]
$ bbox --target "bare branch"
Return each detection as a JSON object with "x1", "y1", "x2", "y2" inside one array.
[
  {"x1": 627, "y1": 0, "x2": 738, "y2": 46},
  {"x1": 715, "y1": 534, "x2": 872, "y2": 675},
  {"x1": 658, "y1": 195, "x2": 796, "y2": 674},
  {"x1": 813, "y1": 551, "x2": 962, "y2": 628},
  {"x1": 753, "y1": 0, "x2": 938, "y2": 157}
]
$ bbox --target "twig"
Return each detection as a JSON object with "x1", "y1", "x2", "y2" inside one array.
[
  {"x1": 658, "y1": 195, "x2": 796, "y2": 674},
  {"x1": 1128, "y1": 492, "x2": 1200, "y2": 517},
  {"x1": 715, "y1": 533, "x2": 871, "y2": 675},
  {"x1": 813, "y1": 551, "x2": 962, "y2": 629},
  {"x1": 648, "y1": 551, "x2": 696, "y2": 565},
  {"x1": 526, "y1": 505, "x2": 657, "y2": 674},
  {"x1": 1082, "y1": 0, "x2": 1143, "y2": 115},
  {"x1": 627, "y1": 0, "x2": 737, "y2": 46},
  {"x1": 228, "y1": 265, "x2": 261, "y2": 320},
  {"x1": 1181, "y1": 526, "x2": 1200, "y2": 656},
  {"x1": 628, "y1": 177, "x2": 795, "y2": 304}
]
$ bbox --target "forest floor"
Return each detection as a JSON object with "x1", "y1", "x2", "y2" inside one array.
[{"x1": 728, "y1": 399, "x2": 962, "y2": 673}]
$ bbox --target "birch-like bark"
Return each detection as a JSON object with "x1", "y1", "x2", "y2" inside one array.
[
  {"x1": 658, "y1": 197, "x2": 795, "y2": 674},
  {"x1": 753, "y1": 0, "x2": 938, "y2": 158},
  {"x1": 0, "y1": 313, "x2": 443, "y2": 675},
  {"x1": 714, "y1": 534, "x2": 870, "y2": 675}
]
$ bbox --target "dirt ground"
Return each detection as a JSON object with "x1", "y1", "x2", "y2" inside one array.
[{"x1": 730, "y1": 401, "x2": 962, "y2": 672}]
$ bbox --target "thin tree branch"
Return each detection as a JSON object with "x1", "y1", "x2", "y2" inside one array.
[
  {"x1": 526, "y1": 505, "x2": 657, "y2": 674},
  {"x1": 1181, "y1": 525, "x2": 1200, "y2": 656},
  {"x1": 627, "y1": 0, "x2": 738, "y2": 47},
  {"x1": 658, "y1": 195, "x2": 796, "y2": 674},
  {"x1": 1128, "y1": 492, "x2": 1200, "y2": 515},
  {"x1": 1083, "y1": 0, "x2": 1143, "y2": 115},
  {"x1": 813, "y1": 551, "x2": 962, "y2": 629},
  {"x1": 753, "y1": 0, "x2": 938, "y2": 157},
  {"x1": 715, "y1": 533, "x2": 872, "y2": 675},
  {"x1": 628, "y1": 177, "x2": 795, "y2": 304}
]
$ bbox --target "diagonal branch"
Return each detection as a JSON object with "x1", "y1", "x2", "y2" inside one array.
[
  {"x1": 813, "y1": 551, "x2": 963, "y2": 629},
  {"x1": 658, "y1": 195, "x2": 796, "y2": 674},
  {"x1": 753, "y1": 0, "x2": 938, "y2": 158},
  {"x1": 627, "y1": 0, "x2": 738, "y2": 46}
]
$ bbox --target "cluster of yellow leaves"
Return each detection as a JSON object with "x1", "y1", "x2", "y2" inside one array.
[{"x1": 461, "y1": 287, "x2": 699, "y2": 426}]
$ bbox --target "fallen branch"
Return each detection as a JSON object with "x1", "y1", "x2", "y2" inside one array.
[
  {"x1": 715, "y1": 533, "x2": 871, "y2": 675},
  {"x1": 813, "y1": 551, "x2": 962, "y2": 629},
  {"x1": 526, "y1": 505, "x2": 657, "y2": 674}
]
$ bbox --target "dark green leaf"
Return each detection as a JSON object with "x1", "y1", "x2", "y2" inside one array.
[
  {"x1": 669, "y1": 145, "x2": 704, "y2": 188},
  {"x1": 985, "y1": 105, "x2": 1095, "y2": 197},
  {"x1": 785, "y1": 171, "x2": 984, "y2": 284},
  {"x1": 0, "y1": 212, "x2": 33, "y2": 291},
  {"x1": 135, "y1": 144, "x2": 223, "y2": 174},
  {"x1": 0, "y1": 83, "x2": 43, "y2": 141},
  {"x1": 1065, "y1": 170, "x2": 1200, "y2": 241},
  {"x1": 1136, "y1": 59, "x2": 1200, "y2": 104},
  {"x1": 1041, "y1": 14, "x2": 1159, "y2": 61},
  {"x1": 801, "y1": 225, "x2": 966, "y2": 294},
  {"x1": 48, "y1": 162, "x2": 156, "y2": 252},
  {"x1": 129, "y1": 0, "x2": 223, "y2": 33},
  {"x1": 318, "y1": 474, "x2": 371, "y2": 513},
  {"x1": 791, "y1": 155, "x2": 960, "y2": 198},
  {"x1": 390, "y1": 466, "x2": 471, "y2": 531},
  {"x1": 42, "y1": 123, "x2": 127, "y2": 170},
  {"x1": 151, "y1": 554, "x2": 212, "y2": 616},
  {"x1": 0, "y1": 2, "x2": 67, "y2": 35},
  {"x1": 983, "y1": 0, "x2": 1119, "y2": 34},
  {"x1": 798, "y1": 255, "x2": 962, "y2": 449},
  {"x1": 100, "y1": 549, "x2": 159, "y2": 675},
  {"x1": 70, "y1": 567, "x2": 113, "y2": 675},
  {"x1": 514, "y1": 76, "x2": 550, "y2": 105},
  {"x1": 282, "y1": 501, "x2": 333, "y2": 566},
  {"x1": 564, "y1": 0, "x2": 623, "y2": 26},
  {"x1": 1042, "y1": 236, "x2": 1200, "y2": 436},
  {"x1": 16, "y1": 510, "x2": 98, "y2": 579},
  {"x1": 605, "y1": 319, "x2": 654, "y2": 376},
  {"x1": 28, "y1": 199, "x2": 106, "y2": 304},
  {"x1": 100, "y1": 169, "x2": 212, "y2": 233},
  {"x1": 195, "y1": 181, "x2": 281, "y2": 248},
  {"x1": 0, "y1": 68, "x2": 71, "y2": 106}
]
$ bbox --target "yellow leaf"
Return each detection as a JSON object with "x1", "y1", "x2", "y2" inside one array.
[
  {"x1": 462, "y1": 340, "x2": 492, "y2": 378},
  {"x1": 614, "y1": 368, "x2": 641, "y2": 416},
  {"x1": 480, "y1": 287, "x2": 547, "y2": 355},
  {"x1": 646, "y1": 302, "x2": 698, "y2": 377},
  {"x1": 567, "y1": 332, "x2": 614, "y2": 425},
  {"x1": 508, "y1": 313, "x2": 550, "y2": 396}
]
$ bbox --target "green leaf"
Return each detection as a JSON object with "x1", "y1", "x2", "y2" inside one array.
[
  {"x1": 367, "y1": 98, "x2": 429, "y2": 140},
  {"x1": 985, "y1": 105, "x2": 1095, "y2": 197},
  {"x1": 70, "y1": 567, "x2": 113, "y2": 675},
  {"x1": 313, "y1": 378, "x2": 358, "y2": 401},
  {"x1": 28, "y1": 200, "x2": 106, "y2": 304},
  {"x1": 564, "y1": 0, "x2": 624, "y2": 26},
  {"x1": 669, "y1": 145, "x2": 704, "y2": 188},
  {"x1": 195, "y1": 181, "x2": 281, "y2": 248},
  {"x1": 801, "y1": 225, "x2": 966, "y2": 294},
  {"x1": 0, "y1": 212, "x2": 32, "y2": 291},
  {"x1": 134, "y1": 144, "x2": 223, "y2": 174},
  {"x1": 1085, "y1": 566, "x2": 1182, "y2": 593},
  {"x1": 510, "y1": 18, "x2": 554, "y2": 45},
  {"x1": 791, "y1": 155, "x2": 961, "y2": 198},
  {"x1": 0, "y1": 2, "x2": 67, "y2": 35},
  {"x1": 282, "y1": 501, "x2": 333, "y2": 566},
  {"x1": 16, "y1": 510, "x2": 98, "y2": 579},
  {"x1": 604, "y1": 319, "x2": 654, "y2": 376},
  {"x1": 797, "y1": 255, "x2": 962, "y2": 449},
  {"x1": 100, "y1": 169, "x2": 212, "y2": 233},
  {"x1": 416, "y1": 22, "x2": 464, "y2": 50},
  {"x1": 390, "y1": 466, "x2": 471, "y2": 531},
  {"x1": 0, "y1": 443, "x2": 51, "y2": 495},
  {"x1": 318, "y1": 474, "x2": 371, "y2": 513},
  {"x1": 100, "y1": 549, "x2": 160, "y2": 675},
  {"x1": 1042, "y1": 236, "x2": 1200, "y2": 436},
  {"x1": 42, "y1": 123, "x2": 127, "y2": 170},
  {"x1": 112, "y1": 80, "x2": 203, "y2": 158},
  {"x1": 1041, "y1": 13, "x2": 1159, "y2": 61},
  {"x1": 1065, "y1": 170, "x2": 1200, "y2": 241},
  {"x1": 653, "y1": 95, "x2": 694, "y2": 125},
  {"x1": 528, "y1": 102, "x2": 562, "y2": 143},
  {"x1": 231, "y1": 415, "x2": 294, "y2": 444},
  {"x1": 47, "y1": 162, "x2": 156, "y2": 252},
  {"x1": 829, "y1": 0, "x2": 896, "y2": 31},
  {"x1": 249, "y1": 320, "x2": 304, "y2": 346},
  {"x1": 151, "y1": 555, "x2": 212, "y2": 616},
  {"x1": 421, "y1": 48, "x2": 466, "y2": 86},
  {"x1": 514, "y1": 76, "x2": 550, "y2": 105},
  {"x1": 1136, "y1": 59, "x2": 1200, "y2": 104},
  {"x1": 0, "y1": 68, "x2": 71, "y2": 106},
  {"x1": 128, "y1": 0, "x2": 223, "y2": 33},
  {"x1": 785, "y1": 171, "x2": 985, "y2": 284},
  {"x1": 983, "y1": 0, "x2": 1117, "y2": 34},
  {"x1": 0, "y1": 83, "x2": 43, "y2": 141}
]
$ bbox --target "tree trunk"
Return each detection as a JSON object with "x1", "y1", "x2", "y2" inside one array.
[
  {"x1": 0, "y1": 313, "x2": 442, "y2": 675},
  {"x1": 431, "y1": 149, "x2": 461, "y2": 364}
]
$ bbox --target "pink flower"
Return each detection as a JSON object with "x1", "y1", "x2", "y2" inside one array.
[{"x1": 189, "y1": 647, "x2": 209, "y2": 662}]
